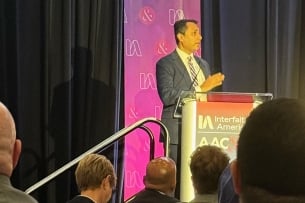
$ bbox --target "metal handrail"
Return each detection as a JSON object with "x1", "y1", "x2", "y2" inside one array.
[
  {"x1": 25, "y1": 117, "x2": 169, "y2": 194},
  {"x1": 138, "y1": 125, "x2": 155, "y2": 160}
]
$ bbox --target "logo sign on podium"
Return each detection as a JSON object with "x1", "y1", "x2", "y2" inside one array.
[
  {"x1": 196, "y1": 101, "x2": 252, "y2": 159},
  {"x1": 179, "y1": 91, "x2": 272, "y2": 202}
]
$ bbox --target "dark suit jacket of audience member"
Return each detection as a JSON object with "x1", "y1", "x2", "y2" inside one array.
[
  {"x1": 218, "y1": 165, "x2": 239, "y2": 203},
  {"x1": 126, "y1": 188, "x2": 180, "y2": 203},
  {"x1": 66, "y1": 195, "x2": 94, "y2": 203}
]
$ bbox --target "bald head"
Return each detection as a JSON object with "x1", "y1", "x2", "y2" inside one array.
[
  {"x1": 0, "y1": 102, "x2": 21, "y2": 177},
  {"x1": 144, "y1": 157, "x2": 176, "y2": 195},
  {"x1": 0, "y1": 102, "x2": 15, "y2": 138}
]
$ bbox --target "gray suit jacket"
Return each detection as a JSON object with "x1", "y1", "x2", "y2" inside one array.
[
  {"x1": 156, "y1": 50, "x2": 210, "y2": 144},
  {"x1": 0, "y1": 175, "x2": 38, "y2": 203}
]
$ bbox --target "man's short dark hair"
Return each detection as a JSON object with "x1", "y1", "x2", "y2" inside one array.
[
  {"x1": 174, "y1": 19, "x2": 198, "y2": 44},
  {"x1": 190, "y1": 145, "x2": 229, "y2": 194},
  {"x1": 237, "y1": 98, "x2": 305, "y2": 202}
]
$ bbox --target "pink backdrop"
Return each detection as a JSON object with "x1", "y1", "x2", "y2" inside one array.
[{"x1": 124, "y1": 0, "x2": 200, "y2": 200}]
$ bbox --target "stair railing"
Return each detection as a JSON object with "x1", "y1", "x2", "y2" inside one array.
[{"x1": 25, "y1": 117, "x2": 169, "y2": 194}]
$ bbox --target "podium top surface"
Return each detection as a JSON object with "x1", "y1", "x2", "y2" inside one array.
[
  {"x1": 173, "y1": 91, "x2": 273, "y2": 118},
  {"x1": 206, "y1": 92, "x2": 273, "y2": 103}
]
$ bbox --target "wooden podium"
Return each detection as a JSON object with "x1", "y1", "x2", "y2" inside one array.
[{"x1": 175, "y1": 91, "x2": 273, "y2": 202}]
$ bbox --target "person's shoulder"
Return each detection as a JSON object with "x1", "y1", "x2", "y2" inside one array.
[
  {"x1": 127, "y1": 189, "x2": 179, "y2": 203},
  {"x1": 124, "y1": 189, "x2": 150, "y2": 203},
  {"x1": 157, "y1": 51, "x2": 178, "y2": 63},
  {"x1": 3, "y1": 187, "x2": 38, "y2": 203},
  {"x1": 168, "y1": 196, "x2": 181, "y2": 203}
]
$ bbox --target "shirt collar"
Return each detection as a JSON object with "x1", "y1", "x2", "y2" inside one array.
[{"x1": 176, "y1": 47, "x2": 193, "y2": 62}]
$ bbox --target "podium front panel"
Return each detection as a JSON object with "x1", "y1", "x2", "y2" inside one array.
[{"x1": 180, "y1": 100, "x2": 256, "y2": 202}]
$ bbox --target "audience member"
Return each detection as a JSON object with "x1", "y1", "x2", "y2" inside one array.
[
  {"x1": 231, "y1": 98, "x2": 305, "y2": 203},
  {"x1": 189, "y1": 145, "x2": 229, "y2": 203},
  {"x1": 0, "y1": 102, "x2": 38, "y2": 202},
  {"x1": 67, "y1": 153, "x2": 117, "y2": 203},
  {"x1": 126, "y1": 157, "x2": 180, "y2": 203},
  {"x1": 218, "y1": 163, "x2": 239, "y2": 203}
]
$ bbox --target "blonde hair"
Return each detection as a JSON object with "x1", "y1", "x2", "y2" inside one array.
[{"x1": 75, "y1": 153, "x2": 116, "y2": 191}]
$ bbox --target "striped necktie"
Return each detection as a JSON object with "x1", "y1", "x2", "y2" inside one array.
[{"x1": 187, "y1": 56, "x2": 198, "y2": 87}]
